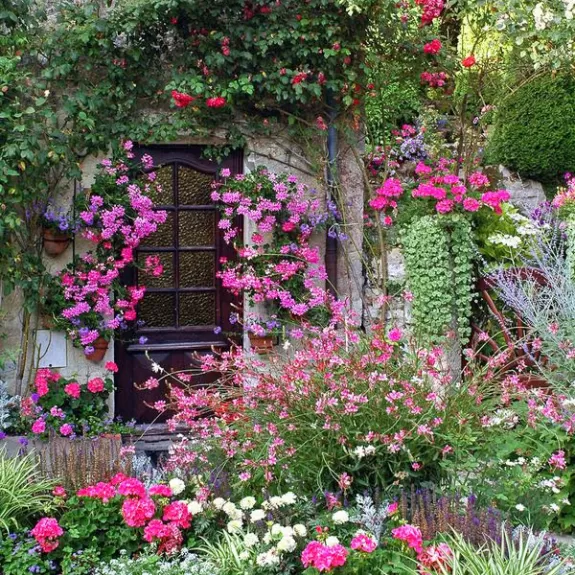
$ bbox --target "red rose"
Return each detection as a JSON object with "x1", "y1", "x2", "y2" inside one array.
[
  {"x1": 206, "y1": 97, "x2": 227, "y2": 108},
  {"x1": 292, "y1": 72, "x2": 307, "y2": 85},
  {"x1": 171, "y1": 90, "x2": 195, "y2": 108},
  {"x1": 462, "y1": 55, "x2": 476, "y2": 68},
  {"x1": 423, "y1": 39, "x2": 442, "y2": 55}
]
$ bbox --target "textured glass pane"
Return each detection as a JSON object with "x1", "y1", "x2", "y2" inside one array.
[
  {"x1": 178, "y1": 166, "x2": 212, "y2": 205},
  {"x1": 179, "y1": 292, "x2": 216, "y2": 326},
  {"x1": 149, "y1": 165, "x2": 174, "y2": 205},
  {"x1": 179, "y1": 252, "x2": 215, "y2": 288},
  {"x1": 178, "y1": 211, "x2": 215, "y2": 247},
  {"x1": 141, "y1": 211, "x2": 174, "y2": 247},
  {"x1": 137, "y1": 252, "x2": 174, "y2": 288},
  {"x1": 139, "y1": 293, "x2": 175, "y2": 328}
]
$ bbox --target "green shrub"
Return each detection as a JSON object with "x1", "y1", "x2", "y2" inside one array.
[
  {"x1": 486, "y1": 74, "x2": 575, "y2": 182},
  {"x1": 0, "y1": 449, "x2": 55, "y2": 532}
]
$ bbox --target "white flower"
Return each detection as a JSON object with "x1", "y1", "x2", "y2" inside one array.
[
  {"x1": 266, "y1": 496, "x2": 284, "y2": 509},
  {"x1": 263, "y1": 533, "x2": 272, "y2": 544},
  {"x1": 563, "y1": 499, "x2": 571, "y2": 505},
  {"x1": 280, "y1": 526, "x2": 294, "y2": 538},
  {"x1": 187, "y1": 500, "x2": 203, "y2": 515},
  {"x1": 325, "y1": 536, "x2": 340, "y2": 547},
  {"x1": 281, "y1": 492, "x2": 297, "y2": 505},
  {"x1": 239, "y1": 496, "x2": 257, "y2": 510},
  {"x1": 365, "y1": 445, "x2": 376, "y2": 456},
  {"x1": 332, "y1": 510, "x2": 349, "y2": 525},
  {"x1": 213, "y1": 497, "x2": 226, "y2": 510},
  {"x1": 550, "y1": 503, "x2": 561, "y2": 513},
  {"x1": 277, "y1": 536, "x2": 297, "y2": 553},
  {"x1": 227, "y1": 520, "x2": 243, "y2": 533},
  {"x1": 169, "y1": 478, "x2": 185, "y2": 495},
  {"x1": 256, "y1": 550, "x2": 280, "y2": 567},
  {"x1": 244, "y1": 533, "x2": 259, "y2": 548},
  {"x1": 223, "y1": 501, "x2": 239, "y2": 516},
  {"x1": 515, "y1": 504, "x2": 526, "y2": 512},
  {"x1": 353, "y1": 446, "x2": 366, "y2": 459},
  {"x1": 293, "y1": 524, "x2": 307, "y2": 537},
  {"x1": 282, "y1": 340, "x2": 291, "y2": 350},
  {"x1": 151, "y1": 361, "x2": 163, "y2": 373},
  {"x1": 271, "y1": 523, "x2": 284, "y2": 537},
  {"x1": 250, "y1": 509, "x2": 266, "y2": 522},
  {"x1": 239, "y1": 551, "x2": 250, "y2": 561}
]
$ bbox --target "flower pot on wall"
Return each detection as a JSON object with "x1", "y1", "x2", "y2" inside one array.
[
  {"x1": 85, "y1": 337, "x2": 109, "y2": 362},
  {"x1": 42, "y1": 228, "x2": 71, "y2": 257},
  {"x1": 248, "y1": 334, "x2": 276, "y2": 355}
]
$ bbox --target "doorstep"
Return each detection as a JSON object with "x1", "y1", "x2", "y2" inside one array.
[{"x1": 122, "y1": 423, "x2": 191, "y2": 453}]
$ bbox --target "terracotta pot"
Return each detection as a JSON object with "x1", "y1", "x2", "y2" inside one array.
[
  {"x1": 248, "y1": 334, "x2": 276, "y2": 355},
  {"x1": 85, "y1": 337, "x2": 109, "y2": 362},
  {"x1": 42, "y1": 228, "x2": 71, "y2": 256}
]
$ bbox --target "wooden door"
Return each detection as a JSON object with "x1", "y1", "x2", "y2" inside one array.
[{"x1": 114, "y1": 145, "x2": 242, "y2": 423}]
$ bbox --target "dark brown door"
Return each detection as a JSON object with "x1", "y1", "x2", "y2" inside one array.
[{"x1": 115, "y1": 145, "x2": 242, "y2": 423}]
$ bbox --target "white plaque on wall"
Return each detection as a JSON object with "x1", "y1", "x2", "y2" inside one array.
[{"x1": 36, "y1": 330, "x2": 67, "y2": 368}]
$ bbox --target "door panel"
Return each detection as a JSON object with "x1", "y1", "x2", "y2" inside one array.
[{"x1": 114, "y1": 146, "x2": 242, "y2": 423}]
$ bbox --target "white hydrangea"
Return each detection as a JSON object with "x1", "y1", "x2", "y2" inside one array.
[
  {"x1": 239, "y1": 496, "x2": 257, "y2": 510},
  {"x1": 168, "y1": 478, "x2": 185, "y2": 495},
  {"x1": 325, "y1": 536, "x2": 340, "y2": 547},
  {"x1": 187, "y1": 500, "x2": 203, "y2": 515},
  {"x1": 227, "y1": 520, "x2": 243, "y2": 534},
  {"x1": 250, "y1": 509, "x2": 266, "y2": 523},
  {"x1": 270, "y1": 523, "x2": 284, "y2": 537},
  {"x1": 256, "y1": 550, "x2": 280, "y2": 567},
  {"x1": 222, "y1": 501, "x2": 238, "y2": 516},
  {"x1": 332, "y1": 510, "x2": 349, "y2": 525},
  {"x1": 293, "y1": 524, "x2": 307, "y2": 537},
  {"x1": 281, "y1": 492, "x2": 297, "y2": 505},
  {"x1": 243, "y1": 533, "x2": 259, "y2": 548},
  {"x1": 277, "y1": 536, "x2": 297, "y2": 553}
]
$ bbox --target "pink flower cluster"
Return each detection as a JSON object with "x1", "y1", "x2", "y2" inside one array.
[
  {"x1": 415, "y1": 0, "x2": 445, "y2": 25},
  {"x1": 392, "y1": 524, "x2": 424, "y2": 553},
  {"x1": 31, "y1": 517, "x2": 64, "y2": 553},
  {"x1": 21, "y1": 366, "x2": 115, "y2": 438},
  {"x1": 370, "y1": 159, "x2": 510, "y2": 225},
  {"x1": 392, "y1": 524, "x2": 452, "y2": 572},
  {"x1": 58, "y1": 145, "x2": 167, "y2": 353},
  {"x1": 301, "y1": 540, "x2": 348, "y2": 572},
  {"x1": 75, "y1": 473, "x2": 191, "y2": 554},
  {"x1": 420, "y1": 71, "x2": 448, "y2": 88},
  {"x1": 213, "y1": 168, "x2": 340, "y2": 333},
  {"x1": 164, "y1": 319, "x2": 458, "y2": 487},
  {"x1": 350, "y1": 532, "x2": 378, "y2": 553}
]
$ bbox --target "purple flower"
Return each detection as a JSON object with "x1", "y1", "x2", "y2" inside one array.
[
  {"x1": 138, "y1": 336, "x2": 148, "y2": 345},
  {"x1": 30, "y1": 393, "x2": 39, "y2": 403},
  {"x1": 18, "y1": 436, "x2": 29, "y2": 446},
  {"x1": 213, "y1": 326, "x2": 222, "y2": 334},
  {"x1": 0, "y1": 431, "x2": 6, "y2": 440},
  {"x1": 84, "y1": 346, "x2": 95, "y2": 355}
]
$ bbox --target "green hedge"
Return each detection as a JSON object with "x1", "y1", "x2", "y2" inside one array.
[{"x1": 486, "y1": 74, "x2": 575, "y2": 182}]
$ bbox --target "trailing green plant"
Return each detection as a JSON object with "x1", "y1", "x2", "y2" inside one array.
[
  {"x1": 0, "y1": 449, "x2": 55, "y2": 533},
  {"x1": 402, "y1": 215, "x2": 476, "y2": 344}
]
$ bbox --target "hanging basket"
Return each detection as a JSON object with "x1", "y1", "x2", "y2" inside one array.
[
  {"x1": 248, "y1": 334, "x2": 276, "y2": 355},
  {"x1": 42, "y1": 228, "x2": 71, "y2": 257},
  {"x1": 85, "y1": 337, "x2": 109, "y2": 362}
]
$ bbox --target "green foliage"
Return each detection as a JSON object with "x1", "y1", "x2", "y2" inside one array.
[
  {"x1": 0, "y1": 530, "x2": 55, "y2": 575},
  {"x1": 431, "y1": 531, "x2": 568, "y2": 575},
  {"x1": 402, "y1": 215, "x2": 475, "y2": 344},
  {"x1": 93, "y1": 549, "x2": 219, "y2": 575},
  {"x1": 486, "y1": 75, "x2": 575, "y2": 183},
  {"x1": 58, "y1": 495, "x2": 141, "y2": 564},
  {"x1": 0, "y1": 449, "x2": 55, "y2": 533}
]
